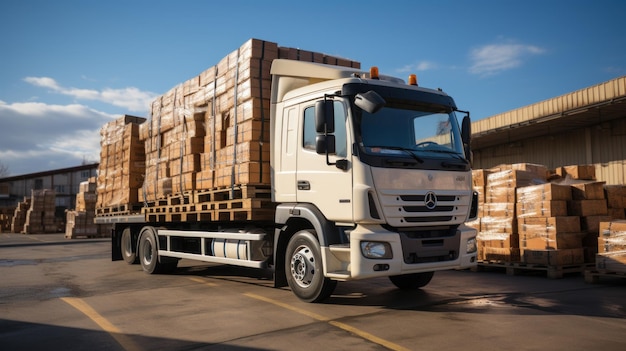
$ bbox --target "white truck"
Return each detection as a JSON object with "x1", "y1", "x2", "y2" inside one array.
[{"x1": 96, "y1": 58, "x2": 478, "y2": 302}]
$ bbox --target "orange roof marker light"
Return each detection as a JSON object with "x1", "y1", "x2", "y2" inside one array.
[
  {"x1": 408, "y1": 74, "x2": 418, "y2": 86},
  {"x1": 370, "y1": 66, "x2": 379, "y2": 79}
]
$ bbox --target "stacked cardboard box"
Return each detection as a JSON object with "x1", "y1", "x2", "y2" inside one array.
[
  {"x1": 474, "y1": 163, "x2": 626, "y2": 270},
  {"x1": 556, "y1": 164, "x2": 596, "y2": 180},
  {"x1": 477, "y1": 164, "x2": 546, "y2": 261},
  {"x1": 23, "y1": 189, "x2": 56, "y2": 234},
  {"x1": 96, "y1": 115, "x2": 146, "y2": 212},
  {"x1": 597, "y1": 220, "x2": 626, "y2": 273},
  {"x1": 516, "y1": 183, "x2": 586, "y2": 265},
  {"x1": 10, "y1": 197, "x2": 30, "y2": 233},
  {"x1": 66, "y1": 178, "x2": 107, "y2": 239},
  {"x1": 139, "y1": 39, "x2": 359, "y2": 210},
  {"x1": 604, "y1": 185, "x2": 626, "y2": 219},
  {"x1": 0, "y1": 206, "x2": 13, "y2": 232}
]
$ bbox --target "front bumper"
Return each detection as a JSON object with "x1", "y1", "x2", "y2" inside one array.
[{"x1": 323, "y1": 224, "x2": 477, "y2": 280}]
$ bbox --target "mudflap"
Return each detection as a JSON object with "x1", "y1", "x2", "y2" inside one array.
[{"x1": 111, "y1": 226, "x2": 122, "y2": 261}]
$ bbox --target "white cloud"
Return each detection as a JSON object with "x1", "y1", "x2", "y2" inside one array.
[
  {"x1": 0, "y1": 101, "x2": 115, "y2": 176},
  {"x1": 469, "y1": 43, "x2": 545, "y2": 76},
  {"x1": 397, "y1": 61, "x2": 439, "y2": 73},
  {"x1": 24, "y1": 77, "x2": 158, "y2": 112}
]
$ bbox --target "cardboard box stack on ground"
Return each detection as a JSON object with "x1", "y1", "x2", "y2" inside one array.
[
  {"x1": 96, "y1": 115, "x2": 147, "y2": 213},
  {"x1": 10, "y1": 197, "x2": 30, "y2": 233},
  {"x1": 0, "y1": 206, "x2": 13, "y2": 233},
  {"x1": 66, "y1": 177, "x2": 109, "y2": 239},
  {"x1": 23, "y1": 189, "x2": 56, "y2": 234},
  {"x1": 597, "y1": 220, "x2": 626, "y2": 273},
  {"x1": 604, "y1": 185, "x2": 626, "y2": 220},
  {"x1": 516, "y1": 183, "x2": 586, "y2": 265},
  {"x1": 474, "y1": 163, "x2": 626, "y2": 272},
  {"x1": 137, "y1": 38, "x2": 359, "y2": 221},
  {"x1": 477, "y1": 163, "x2": 547, "y2": 262}
]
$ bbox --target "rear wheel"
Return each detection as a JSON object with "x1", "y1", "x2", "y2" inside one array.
[
  {"x1": 389, "y1": 272, "x2": 434, "y2": 290},
  {"x1": 285, "y1": 230, "x2": 336, "y2": 303},
  {"x1": 139, "y1": 226, "x2": 161, "y2": 274},
  {"x1": 120, "y1": 227, "x2": 137, "y2": 264}
]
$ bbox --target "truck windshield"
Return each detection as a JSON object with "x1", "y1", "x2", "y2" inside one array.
[{"x1": 358, "y1": 106, "x2": 465, "y2": 158}]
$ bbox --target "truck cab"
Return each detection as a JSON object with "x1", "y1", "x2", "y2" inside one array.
[{"x1": 270, "y1": 59, "x2": 478, "y2": 301}]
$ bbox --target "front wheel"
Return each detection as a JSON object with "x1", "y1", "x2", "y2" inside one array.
[
  {"x1": 285, "y1": 230, "x2": 337, "y2": 302},
  {"x1": 389, "y1": 272, "x2": 434, "y2": 290}
]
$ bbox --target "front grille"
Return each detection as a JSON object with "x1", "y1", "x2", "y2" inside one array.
[
  {"x1": 379, "y1": 191, "x2": 469, "y2": 226},
  {"x1": 399, "y1": 195, "x2": 457, "y2": 202}
]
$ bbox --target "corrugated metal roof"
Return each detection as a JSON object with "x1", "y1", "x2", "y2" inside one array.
[{"x1": 472, "y1": 76, "x2": 626, "y2": 149}]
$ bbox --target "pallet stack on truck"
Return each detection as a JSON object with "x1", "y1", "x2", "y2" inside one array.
[
  {"x1": 95, "y1": 38, "x2": 359, "y2": 223},
  {"x1": 468, "y1": 163, "x2": 626, "y2": 280}
]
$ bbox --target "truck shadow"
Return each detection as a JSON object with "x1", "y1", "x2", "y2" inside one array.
[
  {"x1": 174, "y1": 264, "x2": 626, "y2": 319},
  {"x1": 0, "y1": 319, "x2": 271, "y2": 351}
]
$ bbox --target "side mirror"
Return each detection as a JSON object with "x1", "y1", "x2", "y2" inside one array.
[
  {"x1": 355, "y1": 91, "x2": 386, "y2": 114},
  {"x1": 316, "y1": 135, "x2": 336, "y2": 155},
  {"x1": 461, "y1": 114, "x2": 472, "y2": 163},
  {"x1": 315, "y1": 100, "x2": 335, "y2": 133}
]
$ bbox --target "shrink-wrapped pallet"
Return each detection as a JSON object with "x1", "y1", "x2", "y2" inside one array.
[
  {"x1": 138, "y1": 38, "x2": 359, "y2": 223},
  {"x1": 596, "y1": 220, "x2": 626, "y2": 273},
  {"x1": 66, "y1": 177, "x2": 106, "y2": 239},
  {"x1": 96, "y1": 115, "x2": 146, "y2": 213},
  {"x1": 23, "y1": 189, "x2": 56, "y2": 234}
]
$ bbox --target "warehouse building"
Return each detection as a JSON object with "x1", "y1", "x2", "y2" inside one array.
[
  {"x1": 0, "y1": 164, "x2": 99, "y2": 211},
  {"x1": 472, "y1": 76, "x2": 626, "y2": 184}
]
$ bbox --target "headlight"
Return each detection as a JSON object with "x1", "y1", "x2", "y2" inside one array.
[
  {"x1": 360, "y1": 241, "x2": 392, "y2": 259},
  {"x1": 466, "y1": 237, "x2": 477, "y2": 253}
]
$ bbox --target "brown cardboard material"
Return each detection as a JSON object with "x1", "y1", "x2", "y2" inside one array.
[{"x1": 522, "y1": 248, "x2": 585, "y2": 265}]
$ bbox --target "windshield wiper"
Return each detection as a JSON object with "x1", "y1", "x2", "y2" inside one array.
[
  {"x1": 417, "y1": 149, "x2": 469, "y2": 168},
  {"x1": 366, "y1": 146, "x2": 424, "y2": 163}
]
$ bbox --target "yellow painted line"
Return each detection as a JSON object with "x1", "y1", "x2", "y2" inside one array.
[
  {"x1": 244, "y1": 293, "x2": 410, "y2": 351},
  {"x1": 328, "y1": 320, "x2": 411, "y2": 351},
  {"x1": 188, "y1": 277, "x2": 218, "y2": 286},
  {"x1": 244, "y1": 292, "x2": 330, "y2": 321},
  {"x1": 61, "y1": 297, "x2": 142, "y2": 351}
]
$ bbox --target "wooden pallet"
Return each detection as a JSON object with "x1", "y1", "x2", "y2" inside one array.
[
  {"x1": 584, "y1": 269, "x2": 626, "y2": 284},
  {"x1": 96, "y1": 203, "x2": 143, "y2": 216},
  {"x1": 474, "y1": 260, "x2": 593, "y2": 279},
  {"x1": 194, "y1": 185, "x2": 271, "y2": 203},
  {"x1": 143, "y1": 185, "x2": 275, "y2": 223}
]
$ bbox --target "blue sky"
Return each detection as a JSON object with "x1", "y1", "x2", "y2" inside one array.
[{"x1": 1, "y1": 0, "x2": 625, "y2": 176}]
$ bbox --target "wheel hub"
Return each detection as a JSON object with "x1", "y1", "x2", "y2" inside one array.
[
  {"x1": 290, "y1": 246, "x2": 314, "y2": 288},
  {"x1": 142, "y1": 241, "x2": 152, "y2": 265}
]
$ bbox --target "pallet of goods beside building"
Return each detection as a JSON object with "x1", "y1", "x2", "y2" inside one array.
[
  {"x1": 22, "y1": 189, "x2": 57, "y2": 234},
  {"x1": 10, "y1": 197, "x2": 30, "y2": 233},
  {"x1": 473, "y1": 163, "x2": 626, "y2": 278},
  {"x1": 67, "y1": 177, "x2": 111, "y2": 239},
  {"x1": 584, "y1": 220, "x2": 626, "y2": 283},
  {"x1": 133, "y1": 38, "x2": 359, "y2": 222},
  {"x1": 0, "y1": 206, "x2": 14, "y2": 233}
]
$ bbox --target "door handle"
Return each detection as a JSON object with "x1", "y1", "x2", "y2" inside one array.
[{"x1": 297, "y1": 180, "x2": 310, "y2": 190}]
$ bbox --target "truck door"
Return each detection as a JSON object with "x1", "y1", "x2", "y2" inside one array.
[{"x1": 297, "y1": 101, "x2": 353, "y2": 222}]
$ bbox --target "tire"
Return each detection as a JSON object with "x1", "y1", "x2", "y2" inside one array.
[
  {"x1": 120, "y1": 227, "x2": 138, "y2": 264},
  {"x1": 138, "y1": 226, "x2": 161, "y2": 274},
  {"x1": 389, "y1": 272, "x2": 434, "y2": 290},
  {"x1": 285, "y1": 230, "x2": 337, "y2": 303}
]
